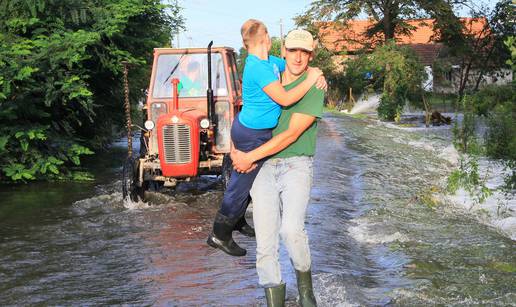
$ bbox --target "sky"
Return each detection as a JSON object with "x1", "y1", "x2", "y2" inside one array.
[
  {"x1": 173, "y1": 0, "x2": 500, "y2": 51},
  {"x1": 174, "y1": 0, "x2": 313, "y2": 50}
]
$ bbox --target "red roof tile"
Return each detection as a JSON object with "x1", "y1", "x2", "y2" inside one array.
[{"x1": 318, "y1": 18, "x2": 489, "y2": 53}]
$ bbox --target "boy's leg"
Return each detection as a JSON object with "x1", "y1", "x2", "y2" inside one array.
[
  {"x1": 208, "y1": 115, "x2": 271, "y2": 256},
  {"x1": 278, "y1": 156, "x2": 313, "y2": 272},
  {"x1": 221, "y1": 114, "x2": 272, "y2": 219},
  {"x1": 250, "y1": 160, "x2": 283, "y2": 286},
  {"x1": 219, "y1": 163, "x2": 263, "y2": 219}
]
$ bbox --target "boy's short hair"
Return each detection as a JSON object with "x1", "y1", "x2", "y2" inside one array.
[{"x1": 241, "y1": 19, "x2": 268, "y2": 49}]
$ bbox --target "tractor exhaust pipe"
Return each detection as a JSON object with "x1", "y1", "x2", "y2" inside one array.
[{"x1": 207, "y1": 41, "x2": 215, "y2": 126}]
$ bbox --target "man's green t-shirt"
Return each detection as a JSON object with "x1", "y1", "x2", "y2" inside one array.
[{"x1": 272, "y1": 73, "x2": 324, "y2": 159}]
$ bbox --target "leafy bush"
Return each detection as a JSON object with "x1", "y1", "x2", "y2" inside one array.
[
  {"x1": 342, "y1": 42, "x2": 425, "y2": 120},
  {"x1": 447, "y1": 155, "x2": 492, "y2": 204},
  {"x1": 452, "y1": 96, "x2": 481, "y2": 155},
  {"x1": 0, "y1": 0, "x2": 183, "y2": 181},
  {"x1": 484, "y1": 102, "x2": 516, "y2": 161},
  {"x1": 378, "y1": 93, "x2": 404, "y2": 122},
  {"x1": 470, "y1": 83, "x2": 515, "y2": 116}
]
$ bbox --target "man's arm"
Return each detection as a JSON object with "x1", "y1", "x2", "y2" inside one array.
[{"x1": 231, "y1": 112, "x2": 316, "y2": 172}]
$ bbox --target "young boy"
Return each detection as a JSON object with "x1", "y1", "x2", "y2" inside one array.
[{"x1": 207, "y1": 19, "x2": 323, "y2": 257}]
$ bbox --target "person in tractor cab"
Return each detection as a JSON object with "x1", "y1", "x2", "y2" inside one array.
[
  {"x1": 207, "y1": 19, "x2": 325, "y2": 257},
  {"x1": 231, "y1": 29, "x2": 322, "y2": 306},
  {"x1": 179, "y1": 61, "x2": 203, "y2": 97}
]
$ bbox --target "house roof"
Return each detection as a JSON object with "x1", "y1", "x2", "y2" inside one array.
[
  {"x1": 318, "y1": 17, "x2": 489, "y2": 53},
  {"x1": 404, "y1": 43, "x2": 444, "y2": 66}
]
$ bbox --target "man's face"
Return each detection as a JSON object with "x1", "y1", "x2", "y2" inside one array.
[{"x1": 284, "y1": 48, "x2": 313, "y2": 77}]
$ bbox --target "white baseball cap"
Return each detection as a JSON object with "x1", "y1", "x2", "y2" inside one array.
[{"x1": 284, "y1": 29, "x2": 314, "y2": 52}]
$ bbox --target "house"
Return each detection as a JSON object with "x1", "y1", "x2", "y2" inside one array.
[{"x1": 318, "y1": 18, "x2": 513, "y2": 93}]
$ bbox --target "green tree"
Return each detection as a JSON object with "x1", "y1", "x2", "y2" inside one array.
[
  {"x1": 505, "y1": 36, "x2": 516, "y2": 71},
  {"x1": 296, "y1": 0, "x2": 467, "y2": 44},
  {"x1": 339, "y1": 42, "x2": 425, "y2": 120},
  {"x1": 438, "y1": 0, "x2": 516, "y2": 96},
  {"x1": 0, "y1": 0, "x2": 183, "y2": 181}
]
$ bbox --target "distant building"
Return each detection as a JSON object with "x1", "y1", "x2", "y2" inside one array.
[{"x1": 318, "y1": 18, "x2": 513, "y2": 93}]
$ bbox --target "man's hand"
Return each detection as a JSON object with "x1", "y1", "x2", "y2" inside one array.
[
  {"x1": 315, "y1": 75, "x2": 327, "y2": 91},
  {"x1": 230, "y1": 149, "x2": 256, "y2": 173}
]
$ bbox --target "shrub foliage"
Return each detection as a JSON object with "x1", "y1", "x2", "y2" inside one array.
[{"x1": 0, "y1": 0, "x2": 183, "y2": 181}]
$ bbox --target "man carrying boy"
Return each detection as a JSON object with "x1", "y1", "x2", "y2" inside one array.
[
  {"x1": 231, "y1": 29, "x2": 323, "y2": 306},
  {"x1": 207, "y1": 20, "x2": 323, "y2": 257}
]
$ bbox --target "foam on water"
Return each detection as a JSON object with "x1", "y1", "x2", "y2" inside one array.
[
  {"x1": 123, "y1": 196, "x2": 150, "y2": 210},
  {"x1": 313, "y1": 273, "x2": 360, "y2": 307},
  {"x1": 427, "y1": 147, "x2": 516, "y2": 240},
  {"x1": 393, "y1": 287, "x2": 516, "y2": 305},
  {"x1": 444, "y1": 159, "x2": 516, "y2": 240},
  {"x1": 362, "y1": 114, "x2": 515, "y2": 240},
  {"x1": 348, "y1": 219, "x2": 409, "y2": 244},
  {"x1": 438, "y1": 145, "x2": 460, "y2": 166}
]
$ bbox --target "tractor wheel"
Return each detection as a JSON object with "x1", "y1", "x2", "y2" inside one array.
[
  {"x1": 221, "y1": 153, "x2": 232, "y2": 190},
  {"x1": 122, "y1": 157, "x2": 143, "y2": 202},
  {"x1": 147, "y1": 180, "x2": 164, "y2": 192}
]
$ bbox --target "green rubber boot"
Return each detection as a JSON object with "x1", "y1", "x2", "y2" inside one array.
[
  {"x1": 296, "y1": 269, "x2": 317, "y2": 307},
  {"x1": 264, "y1": 283, "x2": 286, "y2": 307}
]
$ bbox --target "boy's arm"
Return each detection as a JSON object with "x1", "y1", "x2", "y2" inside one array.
[
  {"x1": 262, "y1": 67, "x2": 322, "y2": 107},
  {"x1": 231, "y1": 112, "x2": 316, "y2": 172}
]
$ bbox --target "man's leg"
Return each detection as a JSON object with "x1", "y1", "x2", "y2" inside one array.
[
  {"x1": 250, "y1": 160, "x2": 283, "y2": 286},
  {"x1": 278, "y1": 156, "x2": 317, "y2": 306},
  {"x1": 279, "y1": 156, "x2": 313, "y2": 270}
]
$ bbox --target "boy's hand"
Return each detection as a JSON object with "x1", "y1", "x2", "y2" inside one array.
[
  {"x1": 315, "y1": 75, "x2": 327, "y2": 91},
  {"x1": 306, "y1": 67, "x2": 323, "y2": 84},
  {"x1": 230, "y1": 149, "x2": 255, "y2": 173}
]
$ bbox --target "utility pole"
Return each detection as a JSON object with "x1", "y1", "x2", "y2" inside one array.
[
  {"x1": 279, "y1": 18, "x2": 284, "y2": 58},
  {"x1": 279, "y1": 18, "x2": 284, "y2": 43},
  {"x1": 175, "y1": 0, "x2": 180, "y2": 48}
]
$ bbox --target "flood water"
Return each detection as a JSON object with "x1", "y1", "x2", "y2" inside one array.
[{"x1": 0, "y1": 114, "x2": 514, "y2": 306}]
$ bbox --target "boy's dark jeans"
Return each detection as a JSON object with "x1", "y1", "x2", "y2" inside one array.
[{"x1": 219, "y1": 115, "x2": 272, "y2": 219}]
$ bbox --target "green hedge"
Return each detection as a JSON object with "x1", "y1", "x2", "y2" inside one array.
[{"x1": 0, "y1": 0, "x2": 183, "y2": 181}]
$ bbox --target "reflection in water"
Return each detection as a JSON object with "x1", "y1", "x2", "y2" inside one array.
[{"x1": 0, "y1": 114, "x2": 514, "y2": 305}]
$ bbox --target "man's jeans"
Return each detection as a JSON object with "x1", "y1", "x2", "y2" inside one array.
[{"x1": 250, "y1": 156, "x2": 313, "y2": 286}]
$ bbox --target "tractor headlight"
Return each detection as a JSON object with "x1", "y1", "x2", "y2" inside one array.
[
  {"x1": 144, "y1": 120, "x2": 155, "y2": 130},
  {"x1": 200, "y1": 118, "x2": 210, "y2": 129}
]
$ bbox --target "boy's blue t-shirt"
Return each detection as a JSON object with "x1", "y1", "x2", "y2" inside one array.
[{"x1": 239, "y1": 54, "x2": 286, "y2": 129}]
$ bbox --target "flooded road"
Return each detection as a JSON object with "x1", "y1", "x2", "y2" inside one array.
[{"x1": 0, "y1": 114, "x2": 514, "y2": 306}]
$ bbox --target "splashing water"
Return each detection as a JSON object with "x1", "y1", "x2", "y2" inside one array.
[{"x1": 343, "y1": 93, "x2": 381, "y2": 114}]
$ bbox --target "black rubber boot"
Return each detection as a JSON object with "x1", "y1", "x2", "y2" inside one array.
[
  {"x1": 234, "y1": 215, "x2": 255, "y2": 237},
  {"x1": 265, "y1": 283, "x2": 285, "y2": 307},
  {"x1": 207, "y1": 212, "x2": 246, "y2": 257},
  {"x1": 296, "y1": 269, "x2": 317, "y2": 307}
]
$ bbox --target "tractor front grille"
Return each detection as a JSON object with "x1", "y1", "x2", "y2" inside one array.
[{"x1": 162, "y1": 124, "x2": 192, "y2": 164}]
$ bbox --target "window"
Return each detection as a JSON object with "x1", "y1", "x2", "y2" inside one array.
[{"x1": 152, "y1": 53, "x2": 227, "y2": 98}]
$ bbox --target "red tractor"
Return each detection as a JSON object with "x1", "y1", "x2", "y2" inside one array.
[{"x1": 123, "y1": 42, "x2": 241, "y2": 201}]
